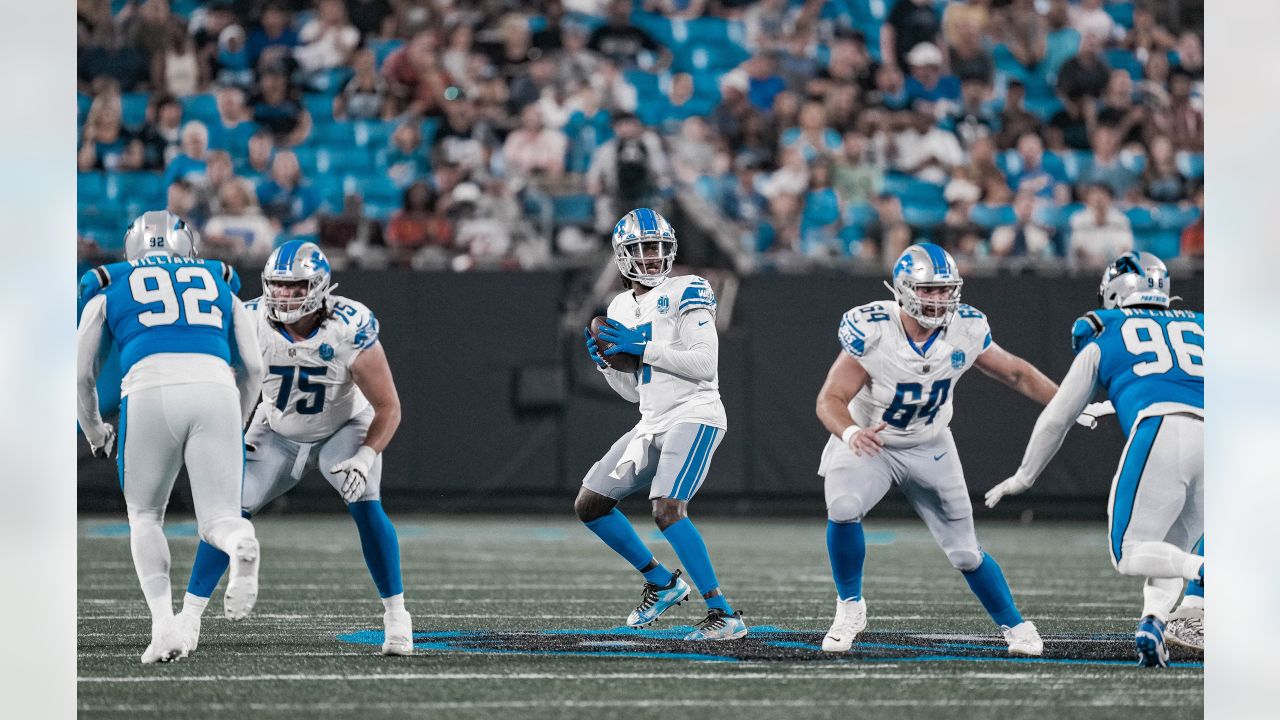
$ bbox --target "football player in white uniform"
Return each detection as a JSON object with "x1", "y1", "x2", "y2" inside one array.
[
  {"x1": 575, "y1": 208, "x2": 746, "y2": 640},
  {"x1": 815, "y1": 242, "x2": 1059, "y2": 656},
  {"x1": 177, "y1": 240, "x2": 414, "y2": 656}
]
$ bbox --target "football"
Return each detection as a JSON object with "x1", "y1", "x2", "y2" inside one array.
[{"x1": 589, "y1": 315, "x2": 641, "y2": 373}]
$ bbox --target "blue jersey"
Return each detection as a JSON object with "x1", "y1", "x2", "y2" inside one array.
[
  {"x1": 1071, "y1": 307, "x2": 1204, "y2": 435},
  {"x1": 77, "y1": 257, "x2": 241, "y2": 377}
]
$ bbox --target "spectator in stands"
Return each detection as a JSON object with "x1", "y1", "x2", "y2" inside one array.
[
  {"x1": 1137, "y1": 50, "x2": 1172, "y2": 109},
  {"x1": 1157, "y1": 70, "x2": 1203, "y2": 152},
  {"x1": 167, "y1": 178, "x2": 196, "y2": 219},
  {"x1": 823, "y1": 84, "x2": 861, "y2": 136},
  {"x1": 743, "y1": 0, "x2": 789, "y2": 53},
  {"x1": 882, "y1": 0, "x2": 942, "y2": 71},
  {"x1": 448, "y1": 182, "x2": 519, "y2": 268},
  {"x1": 1069, "y1": 183, "x2": 1133, "y2": 269},
  {"x1": 78, "y1": 90, "x2": 142, "y2": 173},
  {"x1": 777, "y1": 27, "x2": 820, "y2": 92},
  {"x1": 735, "y1": 111, "x2": 778, "y2": 171},
  {"x1": 588, "y1": 0, "x2": 668, "y2": 71},
  {"x1": 1001, "y1": 0, "x2": 1048, "y2": 71},
  {"x1": 251, "y1": 67, "x2": 311, "y2": 147},
  {"x1": 483, "y1": 13, "x2": 539, "y2": 83},
  {"x1": 760, "y1": 192, "x2": 801, "y2": 254},
  {"x1": 1126, "y1": 5, "x2": 1176, "y2": 65},
  {"x1": 782, "y1": 101, "x2": 843, "y2": 163},
  {"x1": 709, "y1": 70, "x2": 752, "y2": 148},
  {"x1": 999, "y1": 80, "x2": 1040, "y2": 150},
  {"x1": 433, "y1": 98, "x2": 499, "y2": 175},
  {"x1": 723, "y1": 154, "x2": 768, "y2": 228},
  {"x1": 247, "y1": 2, "x2": 300, "y2": 71},
  {"x1": 1048, "y1": 96, "x2": 1092, "y2": 151},
  {"x1": 347, "y1": 0, "x2": 395, "y2": 41},
  {"x1": 1078, "y1": 125, "x2": 1139, "y2": 200},
  {"x1": 948, "y1": 78, "x2": 999, "y2": 150},
  {"x1": 833, "y1": 130, "x2": 884, "y2": 207},
  {"x1": 1097, "y1": 69, "x2": 1146, "y2": 148},
  {"x1": 78, "y1": 21, "x2": 150, "y2": 91},
  {"x1": 163, "y1": 121, "x2": 210, "y2": 189},
  {"x1": 1180, "y1": 184, "x2": 1203, "y2": 259},
  {"x1": 966, "y1": 135, "x2": 1011, "y2": 204},
  {"x1": 133, "y1": 93, "x2": 183, "y2": 170},
  {"x1": 1006, "y1": 131, "x2": 1069, "y2": 204},
  {"x1": 1141, "y1": 135, "x2": 1191, "y2": 204},
  {"x1": 533, "y1": 0, "x2": 566, "y2": 53},
  {"x1": 122, "y1": 0, "x2": 171, "y2": 64},
  {"x1": 1069, "y1": 0, "x2": 1118, "y2": 43},
  {"x1": 651, "y1": 73, "x2": 703, "y2": 135},
  {"x1": 760, "y1": 146, "x2": 810, "y2": 199},
  {"x1": 1056, "y1": 30, "x2": 1111, "y2": 101},
  {"x1": 563, "y1": 85, "x2": 613, "y2": 173},
  {"x1": 154, "y1": 16, "x2": 200, "y2": 97},
  {"x1": 590, "y1": 59, "x2": 639, "y2": 115},
  {"x1": 333, "y1": 48, "x2": 390, "y2": 122},
  {"x1": 1173, "y1": 31, "x2": 1204, "y2": 81},
  {"x1": 586, "y1": 112, "x2": 671, "y2": 232},
  {"x1": 890, "y1": 105, "x2": 964, "y2": 185},
  {"x1": 191, "y1": 150, "x2": 235, "y2": 226},
  {"x1": 800, "y1": 160, "x2": 843, "y2": 256},
  {"x1": 238, "y1": 129, "x2": 275, "y2": 185},
  {"x1": 191, "y1": 0, "x2": 237, "y2": 64},
  {"x1": 508, "y1": 57, "x2": 558, "y2": 115},
  {"x1": 384, "y1": 120, "x2": 429, "y2": 189},
  {"x1": 868, "y1": 63, "x2": 910, "y2": 111},
  {"x1": 555, "y1": 24, "x2": 599, "y2": 91},
  {"x1": 383, "y1": 30, "x2": 451, "y2": 118},
  {"x1": 991, "y1": 190, "x2": 1056, "y2": 258},
  {"x1": 764, "y1": 90, "x2": 801, "y2": 147},
  {"x1": 210, "y1": 86, "x2": 256, "y2": 156},
  {"x1": 212, "y1": 23, "x2": 254, "y2": 89},
  {"x1": 202, "y1": 177, "x2": 277, "y2": 261},
  {"x1": 904, "y1": 43, "x2": 961, "y2": 111},
  {"x1": 813, "y1": 29, "x2": 878, "y2": 97},
  {"x1": 502, "y1": 104, "x2": 568, "y2": 180},
  {"x1": 948, "y1": 15, "x2": 994, "y2": 83},
  {"x1": 294, "y1": 0, "x2": 360, "y2": 74},
  {"x1": 256, "y1": 149, "x2": 323, "y2": 236},
  {"x1": 742, "y1": 52, "x2": 787, "y2": 113},
  {"x1": 386, "y1": 181, "x2": 453, "y2": 267},
  {"x1": 942, "y1": 0, "x2": 990, "y2": 47},
  {"x1": 441, "y1": 20, "x2": 475, "y2": 83},
  {"x1": 668, "y1": 116, "x2": 719, "y2": 186},
  {"x1": 864, "y1": 192, "x2": 912, "y2": 264}
]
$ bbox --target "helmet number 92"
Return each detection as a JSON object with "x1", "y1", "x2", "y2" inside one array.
[{"x1": 1120, "y1": 318, "x2": 1203, "y2": 378}]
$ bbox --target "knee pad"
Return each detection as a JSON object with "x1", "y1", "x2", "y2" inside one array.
[
  {"x1": 199, "y1": 514, "x2": 253, "y2": 547},
  {"x1": 827, "y1": 495, "x2": 867, "y2": 524},
  {"x1": 947, "y1": 548, "x2": 983, "y2": 572},
  {"x1": 126, "y1": 506, "x2": 165, "y2": 527}
]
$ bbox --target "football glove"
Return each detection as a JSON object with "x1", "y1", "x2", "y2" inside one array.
[
  {"x1": 330, "y1": 445, "x2": 377, "y2": 503},
  {"x1": 583, "y1": 327, "x2": 608, "y2": 369},
  {"x1": 1074, "y1": 401, "x2": 1116, "y2": 430},
  {"x1": 984, "y1": 474, "x2": 1034, "y2": 508},
  {"x1": 89, "y1": 423, "x2": 116, "y2": 459},
  {"x1": 598, "y1": 319, "x2": 648, "y2": 357}
]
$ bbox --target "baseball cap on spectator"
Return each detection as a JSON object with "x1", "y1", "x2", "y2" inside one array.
[
  {"x1": 720, "y1": 69, "x2": 749, "y2": 94},
  {"x1": 907, "y1": 42, "x2": 943, "y2": 67}
]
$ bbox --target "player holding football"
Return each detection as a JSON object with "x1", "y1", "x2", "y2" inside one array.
[
  {"x1": 575, "y1": 208, "x2": 746, "y2": 640},
  {"x1": 178, "y1": 240, "x2": 413, "y2": 656},
  {"x1": 77, "y1": 211, "x2": 263, "y2": 663},
  {"x1": 986, "y1": 251, "x2": 1203, "y2": 667},
  {"x1": 815, "y1": 242, "x2": 1057, "y2": 656}
]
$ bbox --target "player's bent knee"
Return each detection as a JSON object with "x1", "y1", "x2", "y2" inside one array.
[
  {"x1": 827, "y1": 495, "x2": 867, "y2": 524},
  {"x1": 126, "y1": 506, "x2": 165, "y2": 525},
  {"x1": 651, "y1": 499, "x2": 687, "y2": 530},
  {"x1": 574, "y1": 488, "x2": 616, "y2": 523},
  {"x1": 947, "y1": 549, "x2": 983, "y2": 572}
]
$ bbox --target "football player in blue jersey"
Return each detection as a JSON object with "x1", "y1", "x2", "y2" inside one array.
[
  {"x1": 77, "y1": 211, "x2": 264, "y2": 664},
  {"x1": 986, "y1": 251, "x2": 1204, "y2": 667}
]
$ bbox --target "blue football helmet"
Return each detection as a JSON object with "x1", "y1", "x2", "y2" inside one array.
[
  {"x1": 612, "y1": 208, "x2": 677, "y2": 288},
  {"x1": 123, "y1": 211, "x2": 198, "y2": 260},
  {"x1": 1098, "y1": 251, "x2": 1171, "y2": 309},
  {"x1": 262, "y1": 240, "x2": 334, "y2": 324},
  {"x1": 886, "y1": 242, "x2": 964, "y2": 328}
]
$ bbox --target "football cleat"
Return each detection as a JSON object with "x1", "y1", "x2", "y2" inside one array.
[
  {"x1": 381, "y1": 608, "x2": 414, "y2": 656},
  {"x1": 1165, "y1": 604, "x2": 1203, "y2": 652},
  {"x1": 141, "y1": 616, "x2": 187, "y2": 665},
  {"x1": 1135, "y1": 615, "x2": 1170, "y2": 668},
  {"x1": 822, "y1": 597, "x2": 868, "y2": 652},
  {"x1": 627, "y1": 569, "x2": 691, "y2": 628},
  {"x1": 223, "y1": 536, "x2": 260, "y2": 621},
  {"x1": 684, "y1": 608, "x2": 748, "y2": 641},
  {"x1": 1002, "y1": 621, "x2": 1044, "y2": 657},
  {"x1": 176, "y1": 611, "x2": 201, "y2": 657}
]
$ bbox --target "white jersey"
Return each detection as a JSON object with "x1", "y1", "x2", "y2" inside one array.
[
  {"x1": 822, "y1": 300, "x2": 992, "y2": 460},
  {"x1": 606, "y1": 274, "x2": 726, "y2": 434},
  {"x1": 249, "y1": 294, "x2": 380, "y2": 443}
]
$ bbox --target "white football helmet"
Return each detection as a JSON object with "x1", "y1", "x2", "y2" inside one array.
[
  {"x1": 123, "y1": 211, "x2": 198, "y2": 260},
  {"x1": 262, "y1": 240, "x2": 334, "y2": 324},
  {"x1": 885, "y1": 242, "x2": 964, "y2": 328},
  {"x1": 612, "y1": 208, "x2": 677, "y2": 288},
  {"x1": 1098, "y1": 251, "x2": 1171, "y2": 309}
]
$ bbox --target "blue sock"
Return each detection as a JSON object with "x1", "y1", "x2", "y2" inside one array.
[
  {"x1": 661, "y1": 518, "x2": 731, "y2": 613},
  {"x1": 1187, "y1": 536, "x2": 1204, "y2": 595},
  {"x1": 348, "y1": 500, "x2": 404, "y2": 598},
  {"x1": 962, "y1": 552, "x2": 1024, "y2": 628},
  {"x1": 583, "y1": 508, "x2": 672, "y2": 584},
  {"x1": 827, "y1": 520, "x2": 866, "y2": 601},
  {"x1": 185, "y1": 509, "x2": 251, "y2": 598}
]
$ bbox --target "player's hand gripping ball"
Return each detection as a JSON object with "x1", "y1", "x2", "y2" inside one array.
[{"x1": 589, "y1": 316, "x2": 642, "y2": 373}]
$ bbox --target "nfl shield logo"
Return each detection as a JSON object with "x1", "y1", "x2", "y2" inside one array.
[
  {"x1": 319, "y1": 343, "x2": 335, "y2": 361},
  {"x1": 951, "y1": 349, "x2": 966, "y2": 369},
  {"x1": 657, "y1": 295, "x2": 670, "y2": 314}
]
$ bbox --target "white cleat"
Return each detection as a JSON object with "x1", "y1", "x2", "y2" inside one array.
[
  {"x1": 140, "y1": 616, "x2": 187, "y2": 665},
  {"x1": 223, "y1": 536, "x2": 260, "y2": 621},
  {"x1": 176, "y1": 611, "x2": 201, "y2": 657},
  {"x1": 1003, "y1": 620, "x2": 1044, "y2": 657},
  {"x1": 1165, "y1": 604, "x2": 1203, "y2": 651},
  {"x1": 381, "y1": 608, "x2": 414, "y2": 656},
  {"x1": 822, "y1": 597, "x2": 868, "y2": 652}
]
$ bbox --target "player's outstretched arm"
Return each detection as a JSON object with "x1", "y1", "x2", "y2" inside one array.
[
  {"x1": 76, "y1": 294, "x2": 114, "y2": 457},
  {"x1": 816, "y1": 351, "x2": 887, "y2": 457},
  {"x1": 229, "y1": 297, "x2": 264, "y2": 424},
  {"x1": 973, "y1": 342, "x2": 1059, "y2": 406},
  {"x1": 985, "y1": 345, "x2": 1103, "y2": 508}
]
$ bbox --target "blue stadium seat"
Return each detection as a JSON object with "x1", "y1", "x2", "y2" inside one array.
[
  {"x1": 883, "y1": 173, "x2": 945, "y2": 205},
  {"x1": 902, "y1": 200, "x2": 948, "y2": 229},
  {"x1": 1059, "y1": 151, "x2": 1094, "y2": 183},
  {"x1": 303, "y1": 94, "x2": 334, "y2": 123},
  {"x1": 625, "y1": 70, "x2": 664, "y2": 100},
  {"x1": 677, "y1": 42, "x2": 750, "y2": 73},
  {"x1": 553, "y1": 194, "x2": 595, "y2": 226},
  {"x1": 1125, "y1": 206, "x2": 1157, "y2": 231},
  {"x1": 1120, "y1": 151, "x2": 1147, "y2": 175},
  {"x1": 1155, "y1": 204, "x2": 1201, "y2": 231},
  {"x1": 420, "y1": 118, "x2": 440, "y2": 147},
  {"x1": 354, "y1": 119, "x2": 396, "y2": 148},
  {"x1": 78, "y1": 92, "x2": 92, "y2": 126},
  {"x1": 1134, "y1": 229, "x2": 1181, "y2": 260},
  {"x1": 78, "y1": 172, "x2": 105, "y2": 202},
  {"x1": 1106, "y1": 2, "x2": 1136, "y2": 30},
  {"x1": 311, "y1": 174, "x2": 345, "y2": 209},
  {"x1": 181, "y1": 94, "x2": 219, "y2": 125},
  {"x1": 362, "y1": 201, "x2": 399, "y2": 222},
  {"x1": 293, "y1": 146, "x2": 319, "y2": 174},
  {"x1": 345, "y1": 173, "x2": 400, "y2": 204},
  {"x1": 1023, "y1": 96, "x2": 1064, "y2": 121},
  {"x1": 1043, "y1": 29, "x2": 1082, "y2": 79},
  {"x1": 312, "y1": 121, "x2": 357, "y2": 146},
  {"x1": 1176, "y1": 152, "x2": 1205, "y2": 179},
  {"x1": 314, "y1": 147, "x2": 374, "y2": 175},
  {"x1": 992, "y1": 43, "x2": 1031, "y2": 83},
  {"x1": 121, "y1": 92, "x2": 149, "y2": 130},
  {"x1": 631, "y1": 11, "x2": 675, "y2": 48},
  {"x1": 969, "y1": 204, "x2": 1017, "y2": 229},
  {"x1": 307, "y1": 67, "x2": 355, "y2": 95},
  {"x1": 843, "y1": 202, "x2": 878, "y2": 230},
  {"x1": 682, "y1": 17, "x2": 746, "y2": 47},
  {"x1": 1104, "y1": 49, "x2": 1143, "y2": 81},
  {"x1": 104, "y1": 172, "x2": 166, "y2": 205},
  {"x1": 170, "y1": 0, "x2": 200, "y2": 18},
  {"x1": 367, "y1": 39, "x2": 403, "y2": 70}
]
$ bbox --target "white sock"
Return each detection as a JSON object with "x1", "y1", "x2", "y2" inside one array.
[
  {"x1": 128, "y1": 511, "x2": 172, "y2": 622},
  {"x1": 200, "y1": 515, "x2": 255, "y2": 555},
  {"x1": 182, "y1": 592, "x2": 210, "y2": 618},
  {"x1": 382, "y1": 593, "x2": 405, "y2": 613},
  {"x1": 1117, "y1": 541, "x2": 1201, "y2": 580},
  {"x1": 1181, "y1": 594, "x2": 1205, "y2": 610},
  {"x1": 1182, "y1": 554, "x2": 1204, "y2": 582},
  {"x1": 1141, "y1": 577, "x2": 1183, "y2": 622}
]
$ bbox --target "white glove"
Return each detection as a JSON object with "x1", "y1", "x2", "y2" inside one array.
[
  {"x1": 984, "y1": 474, "x2": 1034, "y2": 508},
  {"x1": 330, "y1": 445, "x2": 377, "y2": 503},
  {"x1": 89, "y1": 423, "x2": 116, "y2": 459},
  {"x1": 1075, "y1": 401, "x2": 1116, "y2": 429}
]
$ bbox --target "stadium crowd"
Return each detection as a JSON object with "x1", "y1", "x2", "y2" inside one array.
[{"x1": 76, "y1": 0, "x2": 1204, "y2": 272}]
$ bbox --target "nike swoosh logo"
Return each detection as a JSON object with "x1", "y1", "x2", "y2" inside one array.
[
  {"x1": 698, "y1": 321, "x2": 710, "y2": 326},
  {"x1": 933, "y1": 453, "x2": 948, "y2": 461}
]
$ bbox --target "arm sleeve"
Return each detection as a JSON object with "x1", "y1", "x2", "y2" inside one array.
[
  {"x1": 600, "y1": 366, "x2": 641, "y2": 403},
  {"x1": 1011, "y1": 343, "x2": 1103, "y2": 484},
  {"x1": 642, "y1": 308, "x2": 718, "y2": 383},
  {"x1": 76, "y1": 295, "x2": 111, "y2": 446},
  {"x1": 229, "y1": 297, "x2": 264, "y2": 424}
]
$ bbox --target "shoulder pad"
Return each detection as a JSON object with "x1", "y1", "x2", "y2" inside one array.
[
  {"x1": 211, "y1": 261, "x2": 241, "y2": 294},
  {"x1": 1070, "y1": 311, "x2": 1105, "y2": 354},
  {"x1": 677, "y1": 276, "x2": 716, "y2": 314},
  {"x1": 839, "y1": 302, "x2": 891, "y2": 358},
  {"x1": 330, "y1": 298, "x2": 380, "y2": 351}
]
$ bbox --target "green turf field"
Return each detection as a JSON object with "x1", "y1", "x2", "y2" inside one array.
[{"x1": 77, "y1": 515, "x2": 1203, "y2": 718}]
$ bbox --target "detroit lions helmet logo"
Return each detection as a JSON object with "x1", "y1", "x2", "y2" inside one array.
[{"x1": 951, "y1": 349, "x2": 966, "y2": 369}]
